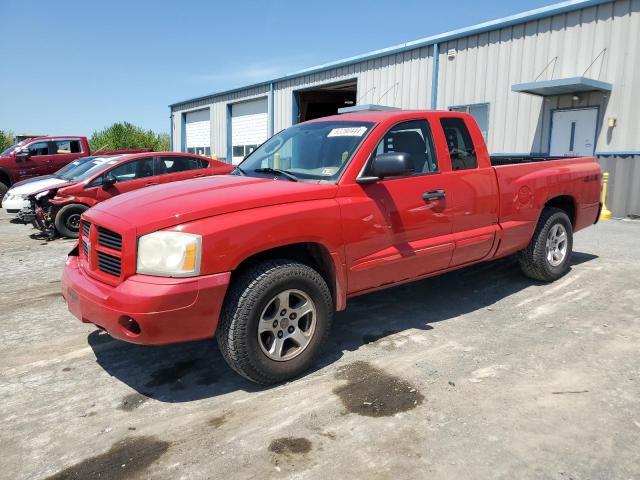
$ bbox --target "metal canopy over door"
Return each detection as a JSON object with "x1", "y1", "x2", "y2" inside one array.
[
  {"x1": 185, "y1": 109, "x2": 211, "y2": 156},
  {"x1": 231, "y1": 98, "x2": 268, "y2": 165},
  {"x1": 549, "y1": 108, "x2": 598, "y2": 157}
]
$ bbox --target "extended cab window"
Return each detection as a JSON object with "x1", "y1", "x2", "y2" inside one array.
[
  {"x1": 365, "y1": 119, "x2": 438, "y2": 176},
  {"x1": 440, "y1": 118, "x2": 477, "y2": 170},
  {"x1": 107, "y1": 158, "x2": 155, "y2": 183},
  {"x1": 54, "y1": 139, "x2": 82, "y2": 154},
  {"x1": 155, "y1": 156, "x2": 205, "y2": 175},
  {"x1": 28, "y1": 142, "x2": 50, "y2": 156}
]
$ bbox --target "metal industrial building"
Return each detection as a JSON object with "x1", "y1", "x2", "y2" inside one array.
[{"x1": 170, "y1": 0, "x2": 640, "y2": 217}]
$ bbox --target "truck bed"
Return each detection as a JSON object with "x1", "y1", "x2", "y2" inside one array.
[{"x1": 490, "y1": 155, "x2": 568, "y2": 166}]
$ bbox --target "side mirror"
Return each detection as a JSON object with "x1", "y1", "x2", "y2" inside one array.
[
  {"x1": 102, "y1": 174, "x2": 116, "y2": 189},
  {"x1": 15, "y1": 150, "x2": 30, "y2": 161},
  {"x1": 369, "y1": 152, "x2": 414, "y2": 179}
]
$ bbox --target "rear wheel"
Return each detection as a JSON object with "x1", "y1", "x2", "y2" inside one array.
[
  {"x1": 217, "y1": 259, "x2": 333, "y2": 385},
  {"x1": 519, "y1": 207, "x2": 573, "y2": 282},
  {"x1": 54, "y1": 204, "x2": 88, "y2": 239}
]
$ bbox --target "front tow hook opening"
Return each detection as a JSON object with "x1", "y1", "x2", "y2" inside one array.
[{"x1": 118, "y1": 316, "x2": 141, "y2": 336}]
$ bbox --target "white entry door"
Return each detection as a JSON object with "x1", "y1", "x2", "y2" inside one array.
[
  {"x1": 231, "y1": 98, "x2": 268, "y2": 165},
  {"x1": 550, "y1": 108, "x2": 598, "y2": 157}
]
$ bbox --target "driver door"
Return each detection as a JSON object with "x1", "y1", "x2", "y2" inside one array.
[
  {"x1": 344, "y1": 119, "x2": 456, "y2": 293},
  {"x1": 17, "y1": 141, "x2": 53, "y2": 179}
]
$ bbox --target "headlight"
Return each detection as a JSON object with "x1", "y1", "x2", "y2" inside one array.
[
  {"x1": 137, "y1": 231, "x2": 202, "y2": 277},
  {"x1": 34, "y1": 190, "x2": 50, "y2": 200}
]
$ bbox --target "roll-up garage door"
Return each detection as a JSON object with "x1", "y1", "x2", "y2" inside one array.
[
  {"x1": 185, "y1": 109, "x2": 211, "y2": 156},
  {"x1": 231, "y1": 98, "x2": 268, "y2": 165}
]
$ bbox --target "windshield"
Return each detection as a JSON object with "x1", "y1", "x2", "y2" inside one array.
[
  {"x1": 238, "y1": 121, "x2": 374, "y2": 182},
  {"x1": 54, "y1": 156, "x2": 103, "y2": 179},
  {"x1": 1, "y1": 143, "x2": 21, "y2": 156},
  {"x1": 57, "y1": 155, "x2": 122, "y2": 182}
]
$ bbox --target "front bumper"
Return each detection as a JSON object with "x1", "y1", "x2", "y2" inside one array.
[
  {"x1": 61, "y1": 254, "x2": 231, "y2": 345},
  {"x1": 2, "y1": 197, "x2": 29, "y2": 215}
]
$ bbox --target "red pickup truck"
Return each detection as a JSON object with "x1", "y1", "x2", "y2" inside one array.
[
  {"x1": 0, "y1": 135, "x2": 150, "y2": 200},
  {"x1": 62, "y1": 109, "x2": 601, "y2": 384}
]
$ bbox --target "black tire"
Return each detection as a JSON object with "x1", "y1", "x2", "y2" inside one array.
[
  {"x1": 0, "y1": 182, "x2": 8, "y2": 206},
  {"x1": 54, "y1": 204, "x2": 88, "y2": 238},
  {"x1": 519, "y1": 207, "x2": 573, "y2": 282},
  {"x1": 217, "y1": 259, "x2": 333, "y2": 385}
]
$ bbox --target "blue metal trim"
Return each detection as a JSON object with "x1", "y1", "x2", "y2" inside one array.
[
  {"x1": 169, "y1": 0, "x2": 612, "y2": 109},
  {"x1": 512, "y1": 76, "x2": 613, "y2": 96},
  {"x1": 430, "y1": 43, "x2": 439, "y2": 109},
  {"x1": 268, "y1": 82, "x2": 275, "y2": 137},
  {"x1": 596, "y1": 151, "x2": 640, "y2": 156},
  {"x1": 169, "y1": 110, "x2": 173, "y2": 152},
  {"x1": 292, "y1": 91, "x2": 299, "y2": 125},
  {"x1": 180, "y1": 113, "x2": 186, "y2": 152},
  {"x1": 226, "y1": 104, "x2": 232, "y2": 163}
]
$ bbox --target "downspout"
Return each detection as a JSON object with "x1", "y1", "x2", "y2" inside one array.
[
  {"x1": 430, "y1": 42, "x2": 439, "y2": 110},
  {"x1": 169, "y1": 108, "x2": 173, "y2": 151},
  {"x1": 226, "y1": 104, "x2": 232, "y2": 163},
  {"x1": 268, "y1": 82, "x2": 275, "y2": 137}
]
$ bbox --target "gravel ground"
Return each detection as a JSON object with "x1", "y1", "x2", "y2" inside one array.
[{"x1": 1, "y1": 212, "x2": 639, "y2": 480}]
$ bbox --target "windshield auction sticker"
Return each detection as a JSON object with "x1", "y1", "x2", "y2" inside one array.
[{"x1": 327, "y1": 126, "x2": 367, "y2": 137}]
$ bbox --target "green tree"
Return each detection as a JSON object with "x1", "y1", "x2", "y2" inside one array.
[
  {"x1": 89, "y1": 122, "x2": 169, "y2": 153},
  {"x1": 0, "y1": 130, "x2": 15, "y2": 153}
]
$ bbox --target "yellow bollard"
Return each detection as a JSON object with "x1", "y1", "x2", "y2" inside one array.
[
  {"x1": 273, "y1": 152, "x2": 281, "y2": 169},
  {"x1": 600, "y1": 172, "x2": 613, "y2": 221}
]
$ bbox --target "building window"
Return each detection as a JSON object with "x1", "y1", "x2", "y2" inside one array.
[{"x1": 448, "y1": 103, "x2": 489, "y2": 140}]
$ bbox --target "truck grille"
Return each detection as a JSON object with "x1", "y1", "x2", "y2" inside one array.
[
  {"x1": 81, "y1": 221, "x2": 90, "y2": 258},
  {"x1": 97, "y1": 227, "x2": 122, "y2": 251},
  {"x1": 97, "y1": 251, "x2": 122, "y2": 277}
]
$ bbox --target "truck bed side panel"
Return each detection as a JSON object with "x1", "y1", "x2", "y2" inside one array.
[{"x1": 493, "y1": 157, "x2": 601, "y2": 258}]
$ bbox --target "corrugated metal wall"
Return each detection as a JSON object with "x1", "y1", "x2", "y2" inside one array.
[
  {"x1": 597, "y1": 155, "x2": 640, "y2": 217},
  {"x1": 273, "y1": 46, "x2": 433, "y2": 132},
  {"x1": 437, "y1": 0, "x2": 640, "y2": 154}
]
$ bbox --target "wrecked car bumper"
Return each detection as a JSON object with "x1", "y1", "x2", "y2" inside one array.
[{"x1": 61, "y1": 254, "x2": 231, "y2": 345}]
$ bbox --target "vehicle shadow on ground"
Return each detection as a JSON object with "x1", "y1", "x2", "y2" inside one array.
[{"x1": 88, "y1": 252, "x2": 598, "y2": 402}]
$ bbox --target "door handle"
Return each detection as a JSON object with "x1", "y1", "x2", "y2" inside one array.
[
  {"x1": 422, "y1": 189, "x2": 446, "y2": 202},
  {"x1": 145, "y1": 182, "x2": 158, "y2": 186},
  {"x1": 193, "y1": 174, "x2": 205, "y2": 178}
]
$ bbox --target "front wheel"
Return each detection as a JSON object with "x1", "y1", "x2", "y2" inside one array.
[
  {"x1": 217, "y1": 259, "x2": 333, "y2": 384},
  {"x1": 519, "y1": 207, "x2": 573, "y2": 282},
  {"x1": 54, "y1": 204, "x2": 88, "y2": 239}
]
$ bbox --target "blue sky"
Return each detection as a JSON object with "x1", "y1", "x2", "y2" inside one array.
[{"x1": 0, "y1": 0, "x2": 554, "y2": 137}]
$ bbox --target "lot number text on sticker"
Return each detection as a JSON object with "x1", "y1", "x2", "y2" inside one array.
[{"x1": 328, "y1": 126, "x2": 368, "y2": 137}]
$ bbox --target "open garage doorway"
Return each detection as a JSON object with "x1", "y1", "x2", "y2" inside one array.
[{"x1": 294, "y1": 80, "x2": 357, "y2": 123}]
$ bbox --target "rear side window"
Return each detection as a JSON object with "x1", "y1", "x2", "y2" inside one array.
[
  {"x1": 440, "y1": 118, "x2": 477, "y2": 170},
  {"x1": 28, "y1": 142, "x2": 50, "y2": 156},
  {"x1": 154, "y1": 156, "x2": 204, "y2": 175},
  {"x1": 54, "y1": 139, "x2": 82, "y2": 154},
  {"x1": 108, "y1": 158, "x2": 155, "y2": 182},
  {"x1": 365, "y1": 119, "x2": 438, "y2": 176}
]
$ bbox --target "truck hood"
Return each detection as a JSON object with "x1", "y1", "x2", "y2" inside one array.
[
  {"x1": 92, "y1": 175, "x2": 339, "y2": 234},
  {"x1": 9, "y1": 177, "x2": 71, "y2": 195}
]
